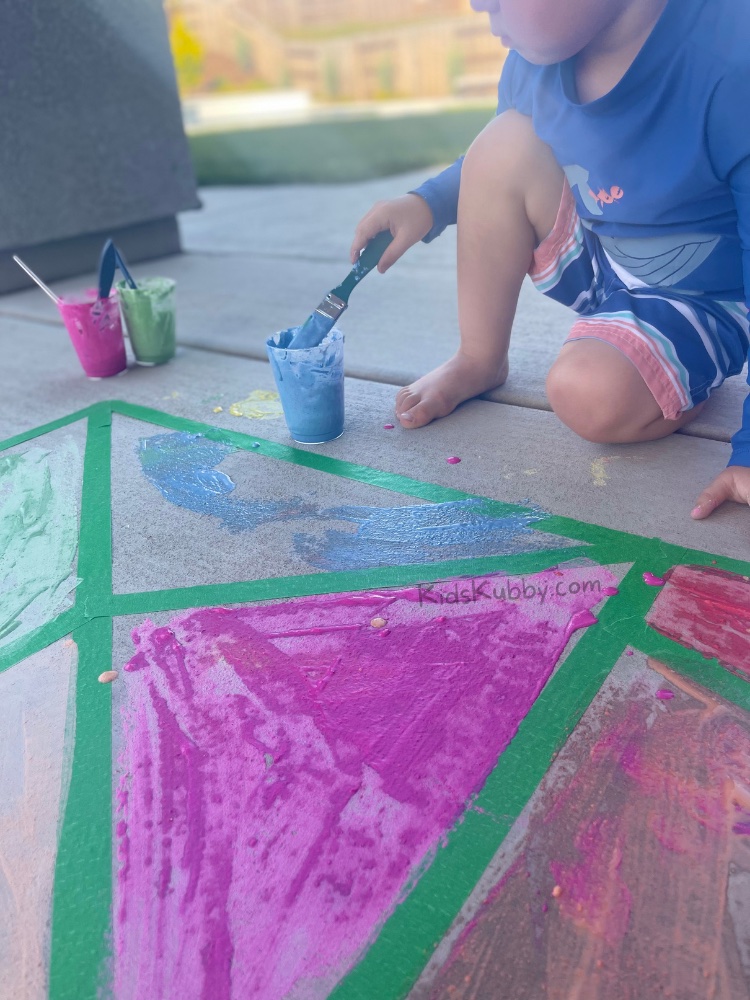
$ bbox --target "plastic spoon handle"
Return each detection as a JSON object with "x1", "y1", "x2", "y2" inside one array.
[{"x1": 12, "y1": 256, "x2": 61, "y2": 305}]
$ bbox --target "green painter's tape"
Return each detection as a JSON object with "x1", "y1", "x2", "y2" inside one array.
[
  {"x1": 3, "y1": 399, "x2": 748, "y2": 1000},
  {"x1": 330, "y1": 574, "x2": 631, "y2": 1000},
  {"x1": 106, "y1": 545, "x2": 594, "y2": 618},
  {"x1": 0, "y1": 405, "x2": 95, "y2": 454},
  {"x1": 48, "y1": 616, "x2": 113, "y2": 1000}
]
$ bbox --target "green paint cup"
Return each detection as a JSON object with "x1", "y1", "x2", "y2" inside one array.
[{"x1": 116, "y1": 277, "x2": 176, "y2": 366}]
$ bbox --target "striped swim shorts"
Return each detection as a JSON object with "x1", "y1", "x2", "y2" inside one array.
[{"x1": 529, "y1": 181, "x2": 750, "y2": 420}]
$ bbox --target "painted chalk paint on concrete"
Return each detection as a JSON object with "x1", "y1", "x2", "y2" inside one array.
[
  {"x1": 416, "y1": 657, "x2": 750, "y2": 1000},
  {"x1": 137, "y1": 431, "x2": 573, "y2": 570},
  {"x1": 0, "y1": 439, "x2": 81, "y2": 648},
  {"x1": 114, "y1": 565, "x2": 616, "y2": 1000}
]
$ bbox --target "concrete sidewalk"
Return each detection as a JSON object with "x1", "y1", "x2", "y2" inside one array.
[{"x1": 2, "y1": 169, "x2": 747, "y2": 559}]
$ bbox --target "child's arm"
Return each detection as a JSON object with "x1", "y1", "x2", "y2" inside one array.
[
  {"x1": 691, "y1": 67, "x2": 750, "y2": 519},
  {"x1": 350, "y1": 53, "x2": 522, "y2": 271}
]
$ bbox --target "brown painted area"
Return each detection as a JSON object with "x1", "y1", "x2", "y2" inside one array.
[
  {"x1": 647, "y1": 565, "x2": 750, "y2": 676},
  {"x1": 424, "y1": 661, "x2": 750, "y2": 1000}
]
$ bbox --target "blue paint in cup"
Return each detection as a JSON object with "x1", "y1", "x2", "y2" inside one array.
[{"x1": 266, "y1": 327, "x2": 345, "y2": 444}]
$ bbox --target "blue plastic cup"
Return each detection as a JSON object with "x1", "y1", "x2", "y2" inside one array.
[{"x1": 266, "y1": 327, "x2": 345, "y2": 444}]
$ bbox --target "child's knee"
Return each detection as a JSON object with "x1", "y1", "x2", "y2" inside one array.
[
  {"x1": 462, "y1": 111, "x2": 563, "y2": 243},
  {"x1": 546, "y1": 343, "x2": 658, "y2": 443}
]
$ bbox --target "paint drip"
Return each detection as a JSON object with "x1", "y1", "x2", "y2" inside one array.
[
  {"x1": 643, "y1": 572, "x2": 666, "y2": 586},
  {"x1": 446, "y1": 456, "x2": 461, "y2": 465}
]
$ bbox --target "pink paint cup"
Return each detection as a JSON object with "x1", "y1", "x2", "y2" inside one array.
[{"x1": 57, "y1": 290, "x2": 127, "y2": 378}]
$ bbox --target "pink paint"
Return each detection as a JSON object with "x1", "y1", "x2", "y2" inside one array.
[
  {"x1": 626, "y1": 649, "x2": 634, "y2": 656},
  {"x1": 383, "y1": 423, "x2": 395, "y2": 430},
  {"x1": 559, "y1": 609, "x2": 598, "y2": 650},
  {"x1": 642, "y1": 572, "x2": 665, "y2": 587},
  {"x1": 114, "y1": 565, "x2": 616, "y2": 999},
  {"x1": 655, "y1": 690, "x2": 674, "y2": 700},
  {"x1": 602, "y1": 587, "x2": 619, "y2": 596},
  {"x1": 57, "y1": 290, "x2": 126, "y2": 378},
  {"x1": 733, "y1": 822, "x2": 750, "y2": 835},
  {"x1": 446, "y1": 456, "x2": 461, "y2": 464}
]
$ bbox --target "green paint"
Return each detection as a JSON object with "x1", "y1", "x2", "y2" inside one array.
[
  {"x1": 1, "y1": 400, "x2": 750, "y2": 1000},
  {"x1": 0, "y1": 440, "x2": 81, "y2": 647},
  {"x1": 48, "y1": 618, "x2": 113, "y2": 1000},
  {"x1": 116, "y1": 278, "x2": 176, "y2": 365}
]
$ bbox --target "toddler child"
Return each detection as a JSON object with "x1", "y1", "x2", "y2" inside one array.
[{"x1": 350, "y1": 0, "x2": 750, "y2": 520}]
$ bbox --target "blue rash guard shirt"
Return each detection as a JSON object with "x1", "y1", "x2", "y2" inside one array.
[{"x1": 413, "y1": 0, "x2": 750, "y2": 466}]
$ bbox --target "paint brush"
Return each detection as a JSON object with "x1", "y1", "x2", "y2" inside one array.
[
  {"x1": 289, "y1": 229, "x2": 394, "y2": 350},
  {"x1": 12, "y1": 256, "x2": 61, "y2": 305}
]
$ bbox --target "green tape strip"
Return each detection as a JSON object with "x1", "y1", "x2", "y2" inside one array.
[
  {"x1": 77, "y1": 406, "x2": 113, "y2": 617},
  {"x1": 0, "y1": 606, "x2": 86, "y2": 674},
  {"x1": 0, "y1": 405, "x2": 95, "y2": 454},
  {"x1": 330, "y1": 572, "x2": 631, "y2": 1000},
  {"x1": 105, "y1": 545, "x2": 597, "y2": 618},
  {"x1": 48, "y1": 616, "x2": 113, "y2": 1000}
]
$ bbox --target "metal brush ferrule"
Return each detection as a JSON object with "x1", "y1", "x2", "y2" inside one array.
[{"x1": 315, "y1": 293, "x2": 347, "y2": 321}]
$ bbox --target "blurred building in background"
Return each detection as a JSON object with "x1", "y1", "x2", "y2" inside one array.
[{"x1": 166, "y1": 0, "x2": 506, "y2": 104}]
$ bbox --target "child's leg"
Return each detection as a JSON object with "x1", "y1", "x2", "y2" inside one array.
[
  {"x1": 547, "y1": 339, "x2": 706, "y2": 443},
  {"x1": 396, "y1": 110, "x2": 564, "y2": 428}
]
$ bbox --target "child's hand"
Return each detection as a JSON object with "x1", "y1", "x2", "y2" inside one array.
[
  {"x1": 350, "y1": 194, "x2": 434, "y2": 273},
  {"x1": 691, "y1": 466, "x2": 750, "y2": 519}
]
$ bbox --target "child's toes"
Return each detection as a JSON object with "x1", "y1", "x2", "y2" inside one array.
[
  {"x1": 397, "y1": 398, "x2": 436, "y2": 428},
  {"x1": 395, "y1": 386, "x2": 421, "y2": 416}
]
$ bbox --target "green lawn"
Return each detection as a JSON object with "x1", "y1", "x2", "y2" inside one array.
[{"x1": 188, "y1": 106, "x2": 495, "y2": 185}]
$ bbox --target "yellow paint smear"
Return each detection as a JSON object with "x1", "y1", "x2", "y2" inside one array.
[{"x1": 229, "y1": 390, "x2": 284, "y2": 420}]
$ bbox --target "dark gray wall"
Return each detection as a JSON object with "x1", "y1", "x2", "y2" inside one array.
[{"x1": 0, "y1": 0, "x2": 200, "y2": 291}]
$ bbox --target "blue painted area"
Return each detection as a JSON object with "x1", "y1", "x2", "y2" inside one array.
[
  {"x1": 137, "y1": 432, "x2": 561, "y2": 568},
  {"x1": 138, "y1": 432, "x2": 316, "y2": 532},
  {"x1": 295, "y1": 499, "x2": 553, "y2": 571}
]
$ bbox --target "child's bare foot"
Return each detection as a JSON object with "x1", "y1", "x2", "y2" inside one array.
[{"x1": 396, "y1": 352, "x2": 509, "y2": 428}]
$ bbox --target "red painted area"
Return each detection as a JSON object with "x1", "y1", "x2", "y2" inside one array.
[{"x1": 646, "y1": 565, "x2": 750, "y2": 676}]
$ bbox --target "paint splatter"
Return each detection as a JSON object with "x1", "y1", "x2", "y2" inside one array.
[
  {"x1": 0, "y1": 440, "x2": 81, "y2": 647},
  {"x1": 643, "y1": 572, "x2": 665, "y2": 587},
  {"x1": 419, "y1": 659, "x2": 750, "y2": 999},
  {"x1": 137, "y1": 433, "x2": 575, "y2": 571},
  {"x1": 446, "y1": 456, "x2": 461, "y2": 465},
  {"x1": 590, "y1": 456, "x2": 619, "y2": 487},
  {"x1": 114, "y1": 568, "x2": 617, "y2": 1000},
  {"x1": 603, "y1": 586, "x2": 619, "y2": 596},
  {"x1": 646, "y1": 565, "x2": 750, "y2": 676},
  {"x1": 383, "y1": 424, "x2": 395, "y2": 430},
  {"x1": 229, "y1": 390, "x2": 284, "y2": 420},
  {"x1": 655, "y1": 689, "x2": 674, "y2": 700}
]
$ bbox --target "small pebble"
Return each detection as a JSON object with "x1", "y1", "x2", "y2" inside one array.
[
  {"x1": 98, "y1": 670, "x2": 118, "y2": 684},
  {"x1": 383, "y1": 423, "x2": 395, "y2": 430},
  {"x1": 446, "y1": 456, "x2": 461, "y2": 465},
  {"x1": 251, "y1": 442, "x2": 260, "y2": 449},
  {"x1": 370, "y1": 617, "x2": 388, "y2": 628},
  {"x1": 552, "y1": 885, "x2": 562, "y2": 898},
  {"x1": 213, "y1": 406, "x2": 223, "y2": 413}
]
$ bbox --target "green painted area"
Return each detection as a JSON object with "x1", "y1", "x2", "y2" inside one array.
[
  {"x1": 2, "y1": 399, "x2": 749, "y2": 1000},
  {"x1": 0, "y1": 440, "x2": 80, "y2": 647}
]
